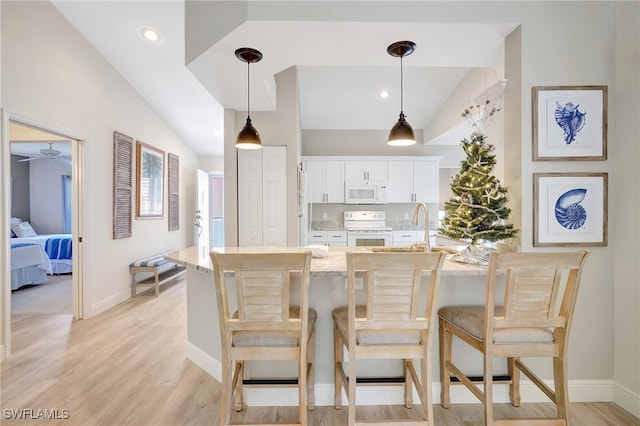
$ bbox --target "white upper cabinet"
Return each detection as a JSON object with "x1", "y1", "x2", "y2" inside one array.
[
  {"x1": 345, "y1": 161, "x2": 387, "y2": 182},
  {"x1": 387, "y1": 160, "x2": 439, "y2": 203},
  {"x1": 303, "y1": 156, "x2": 440, "y2": 204},
  {"x1": 306, "y1": 160, "x2": 344, "y2": 203}
]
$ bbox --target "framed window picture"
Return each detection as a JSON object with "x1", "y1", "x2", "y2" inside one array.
[
  {"x1": 532, "y1": 85, "x2": 607, "y2": 161},
  {"x1": 136, "y1": 141, "x2": 164, "y2": 219},
  {"x1": 533, "y1": 172, "x2": 607, "y2": 247}
]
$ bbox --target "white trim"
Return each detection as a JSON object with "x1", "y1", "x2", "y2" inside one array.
[
  {"x1": 186, "y1": 354, "x2": 617, "y2": 407},
  {"x1": 186, "y1": 341, "x2": 222, "y2": 381},
  {"x1": 90, "y1": 289, "x2": 130, "y2": 317},
  {"x1": 614, "y1": 381, "x2": 640, "y2": 419},
  {"x1": 2, "y1": 111, "x2": 88, "y2": 357},
  {"x1": 1, "y1": 110, "x2": 13, "y2": 358}
]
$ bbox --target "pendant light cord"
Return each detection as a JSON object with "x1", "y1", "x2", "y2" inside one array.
[
  {"x1": 247, "y1": 60, "x2": 251, "y2": 118},
  {"x1": 400, "y1": 55, "x2": 404, "y2": 116}
]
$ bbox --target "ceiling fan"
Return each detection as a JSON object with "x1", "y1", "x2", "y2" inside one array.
[{"x1": 17, "y1": 143, "x2": 71, "y2": 165}]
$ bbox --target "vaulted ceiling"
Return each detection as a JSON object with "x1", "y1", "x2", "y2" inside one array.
[{"x1": 47, "y1": 1, "x2": 516, "y2": 156}]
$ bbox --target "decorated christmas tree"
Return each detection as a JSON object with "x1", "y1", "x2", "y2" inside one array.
[{"x1": 439, "y1": 89, "x2": 518, "y2": 246}]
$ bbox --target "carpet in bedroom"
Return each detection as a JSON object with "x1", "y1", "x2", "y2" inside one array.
[{"x1": 11, "y1": 274, "x2": 72, "y2": 315}]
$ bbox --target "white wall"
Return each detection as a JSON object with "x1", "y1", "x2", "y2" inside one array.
[
  {"x1": 29, "y1": 158, "x2": 71, "y2": 234},
  {"x1": 198, "y1": 155, "x2": 224, "y2": 173},
  {"x1": 1, "y1": 1, "x2": 198, "y2": 327},
  {"x1": 612, "y1": 2, "x2": 640, "y2": 416}
]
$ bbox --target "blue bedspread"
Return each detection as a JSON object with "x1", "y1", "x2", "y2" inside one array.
[{"x1": 45, "y1": 237, "x2": 72, "y2": 260}]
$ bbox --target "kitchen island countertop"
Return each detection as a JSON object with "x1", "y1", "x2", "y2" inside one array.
[{"x1": 165, "y1": 245, "x2": 486, "y2": 277}]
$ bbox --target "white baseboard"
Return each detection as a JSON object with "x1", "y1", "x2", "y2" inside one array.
[
  {"x1": 184, "y1": 349, "x2": 616, "y2": 407},
  {"x1": 90, "y1": 288, "x2": 131, "y2": 317},
  {"x1": 614, "y1": 381, "x2": 640, "y2": 419},
  {"x1": 245, "y1": 380, "x2": 615, "y2": 407},
  {"x1": 186, "y1": 341, "x2": 221, "y2": 381}
]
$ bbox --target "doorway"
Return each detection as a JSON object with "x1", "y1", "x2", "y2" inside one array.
[
  {"x1": 2, "y1": 113, "x2": 85, "y2": 357},
  {"x1": 209, "y1": 172, "x2": 224, "y2": 247}
]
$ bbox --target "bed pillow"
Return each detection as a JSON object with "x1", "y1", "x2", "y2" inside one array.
[
  {"x1": 11, "y1": 221, "x2": 37, "y2": 238},
  {"x1": 10, "y1": 218, "x2": 22, "y2": 237}
]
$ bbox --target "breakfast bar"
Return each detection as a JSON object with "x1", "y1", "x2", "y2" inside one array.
[{"x1": 166, "y1": 246, "x2": 503, "y2": 407}]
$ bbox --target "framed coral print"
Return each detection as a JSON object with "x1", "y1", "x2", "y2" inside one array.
[
  {"x1": 136, "y1": 141, "x2": 164, "y2": 219},
  {"x1": 532, "y1": 86, "x2": 607, "y2": 161},
  {"x1": 533, "y1": 173, "x2": 607, "y2": 247}
]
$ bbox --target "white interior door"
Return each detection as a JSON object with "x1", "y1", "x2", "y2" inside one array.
[
  {"x1": 195, "y1": 169, "x2": 209, "y2": 247},
  {"x1": 209, "y1": 172, "x2": 224, "y2": 248},
  {"x1": 237, "y1": 147, "x2": 287, "y2": 247},
  {"x1": 262, "y1": 146, "x2": 287, "y2": 246},
  {"x1": 237, "y1": 149, "x2": 262, "y2": 247}
]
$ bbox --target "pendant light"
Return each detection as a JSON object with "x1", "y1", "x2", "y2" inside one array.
[
  {"x1": 235, "y1": 47, "x2": 263, "y2": 150},
  {"x1": 387, "y1": 41, "x2": 416, "y2": 146}
]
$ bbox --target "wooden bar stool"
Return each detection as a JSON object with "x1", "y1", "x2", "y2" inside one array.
[
  {"x1": 211, "y1": 251, "x2": 316, "y2": 426},
  {"x1": 439, "y1": 250, "x2": 589, "y2": 425},
  {"x1": 333, "y1": 251, "x2": 446, "y2": 426}
]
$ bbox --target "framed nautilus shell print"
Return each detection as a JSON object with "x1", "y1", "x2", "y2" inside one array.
[
  {"x1": 534, "y1": 173, "x2": 608, "y2": 247},
  {"x1": 532, "y1": 86, "x2": 607, "y2": 161}
]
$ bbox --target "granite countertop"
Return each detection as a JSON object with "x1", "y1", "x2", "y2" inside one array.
[
  {"x1": 309, "y1": 220, "x2": 435, "y2": 232},
  {"x1": 165, "y1": 246, "x2": 486, "y2": 277}
]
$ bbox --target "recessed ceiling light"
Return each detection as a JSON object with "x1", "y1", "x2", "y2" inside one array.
[
  {"x1": 378, "y1": 90, "x2": 390, "y2": 99},
  {"x1": 140, "y1": 28, "x2": 161, "y2": 42}
]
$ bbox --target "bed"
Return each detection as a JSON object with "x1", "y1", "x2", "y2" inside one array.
[
  {"x1": 11, "y1": 234, "x2": 73, "y2": 274},
  {"x1": 11, "y1": 242, "x2": 52, "y2": 290}
]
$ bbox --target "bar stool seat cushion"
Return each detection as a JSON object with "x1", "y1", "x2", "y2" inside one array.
[
  {"x1": 438, "y1": 305, "x2": 554, "y2": 344},
  {"x1": 233, "y1": 307, "x2": 317, "y2": 347},
  {"x1": 332, "y1": 306, "x2": 421, "y2": 345}
]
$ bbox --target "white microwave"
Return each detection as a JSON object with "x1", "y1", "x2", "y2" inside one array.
[{"x1": 344, "y1": 181, "x2": 389, "y2": 204}]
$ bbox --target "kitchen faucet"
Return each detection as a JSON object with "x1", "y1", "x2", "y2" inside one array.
[{"x1": 412, "y1": 202, "x2": 431, "y2": 252}]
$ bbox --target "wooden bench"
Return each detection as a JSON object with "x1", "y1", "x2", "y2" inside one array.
[{"x1": 130, "y1": 251, "x2": 186, "y2": 297}]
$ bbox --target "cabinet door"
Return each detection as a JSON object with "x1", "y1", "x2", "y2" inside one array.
[
  {"x1": 307, "y1": 230, "x2": 328, "y2": 245},
  {"x1": 367, "y1": 161, "x2": 388, "y2": 182},
  {"x1": 387, "y1": 161, "x2": 414, "y2": 203},
  {"x1": 344, "y1": 161, "x2": 367, "y2": 181},
  {"x1": 324, "y1": 161, "x2": 345, "y2": 203},
  {"x1": 413, "y1": 161, "x2": 439, "y2": 203},
  {"x1": 306, "y1": 161, "x2": 326, "y2": 203},
  {"x1": 393, "y1": 230, "x2": 417, "y2": 247},
  {"x1": 345, "y1": 161, "x2": 387, "y2": 182},
  {"x1": 327, "y1": 230, "x2": 347, "y2": 244}
]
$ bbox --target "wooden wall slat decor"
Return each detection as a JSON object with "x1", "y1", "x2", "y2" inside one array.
[
  {"x1": 113, "y1": 131, "x2": 133, "y2": 239},
  {"x1": 168, "y1": 153, "x2": 179, "y2": 231}
]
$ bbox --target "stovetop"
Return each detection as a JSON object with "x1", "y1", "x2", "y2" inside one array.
[{"x1": 344, "y1": 211, "x2": 390, "y2": 231}]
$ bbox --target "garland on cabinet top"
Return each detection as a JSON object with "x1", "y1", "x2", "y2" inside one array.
[{"x1": 439, "y1": 85, "x2": 518, "y2": 246}]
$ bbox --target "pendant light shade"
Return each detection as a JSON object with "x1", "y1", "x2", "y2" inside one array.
[
  {"x1": 387, "y1": 41, "x2": 416, "y2": 147},
  {"x1": 235, "y1": 47, "x2": 263, "y2": 150}
]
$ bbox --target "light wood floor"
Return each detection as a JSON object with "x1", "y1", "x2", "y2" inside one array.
[{"x1": 2, "y1": 276, "x2": 639, "y2": 425}]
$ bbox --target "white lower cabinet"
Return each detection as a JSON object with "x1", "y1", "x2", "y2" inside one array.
[
  {"x1": 327, "y1": 230, "x2": 347, "y2": 246},
  {"x1": 392, "y1": 230, "x2": 427, "y2": 247},
  {"x1": 307, "y1": 230, "x2": 347, "y2": 246}
]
